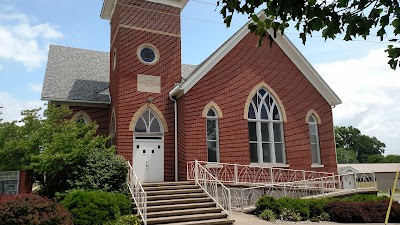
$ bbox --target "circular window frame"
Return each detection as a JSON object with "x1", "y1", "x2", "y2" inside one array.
[{"x1": 137, "y1": 43, "x2": 159, "y2": 65}]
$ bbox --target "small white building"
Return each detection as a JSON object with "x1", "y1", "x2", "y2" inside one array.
[{"x1": 338, "y1": 163, "x2": 400, "y2": 191}]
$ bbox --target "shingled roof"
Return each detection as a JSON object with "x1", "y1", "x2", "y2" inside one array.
[{"x1": 41, "y1": 45, "x2": 197, "y2": 104}]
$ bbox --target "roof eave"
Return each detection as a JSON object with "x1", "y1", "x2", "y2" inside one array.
[
  {"x1": 42, "y1": 97, "x2": 111, "y2": 108},
  {"x1": 100, "y1": 0, "x2": 116, "y2": 20}
]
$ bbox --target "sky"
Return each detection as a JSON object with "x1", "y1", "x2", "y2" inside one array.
[{"x1": 0, "y1": 0, "x2": 399, "y2": 155}]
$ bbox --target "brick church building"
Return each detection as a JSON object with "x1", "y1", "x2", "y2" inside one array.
[{"x1": 41, "y1": 0, "x2": 342, "y2": 183}]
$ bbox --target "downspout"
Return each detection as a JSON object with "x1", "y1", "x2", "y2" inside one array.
[{"x1": 169, "y1": 95, "x2": 178, "y2": 182}]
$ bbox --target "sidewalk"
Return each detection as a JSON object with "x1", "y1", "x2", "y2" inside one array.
[{"x1": 231, "y1": 211, "x2": 400, "y2": 225}]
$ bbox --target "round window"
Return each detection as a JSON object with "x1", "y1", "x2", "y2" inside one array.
[{"x1": 137, "y1": 44, "x2": 159, "y2": 65}]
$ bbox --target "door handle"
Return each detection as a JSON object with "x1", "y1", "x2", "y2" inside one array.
[{"x1": 146, "y1": 161, "x2": 148, "y2": 171}]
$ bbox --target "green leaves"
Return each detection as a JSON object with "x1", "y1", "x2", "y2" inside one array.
[{"x1": 218, "y1": 0, "x2": 400, "y2": 70}]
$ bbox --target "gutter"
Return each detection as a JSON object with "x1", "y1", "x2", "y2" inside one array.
[{"x1": 169, "y1": 94, "x2": 179, "y2": 182}]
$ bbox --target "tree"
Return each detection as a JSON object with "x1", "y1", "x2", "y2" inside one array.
[
  {"x1": 0, "y1": 105, "x2": 128, "y2": 198},
  {"x1": 367, "y1": 154, "x2": 386, "y2": 163},
  {"x1": 218, "y1": 0, "x2": 400, "y2": 70},
  {"x1": 337, "y1": 147, "x2": 359, "y2": 163},
  {"x1": 335, "y1": 126, "x2": 385, "y2": 163}
]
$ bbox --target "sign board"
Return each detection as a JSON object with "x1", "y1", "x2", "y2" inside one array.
[
  {"x1": 137, "y1": 74, "x2": 161, "y2": 93},
  {"x1": 0, "y1": 171, "x2": 19, "y2": 195}
]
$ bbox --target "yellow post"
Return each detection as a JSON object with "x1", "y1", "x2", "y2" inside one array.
[{"x1": 385, "y1": 170, "x2": 399, "y2": 224}]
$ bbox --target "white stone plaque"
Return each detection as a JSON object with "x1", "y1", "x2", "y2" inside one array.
[{"x1": 137, "y1": 74, "x2": 161, "y2": 93}]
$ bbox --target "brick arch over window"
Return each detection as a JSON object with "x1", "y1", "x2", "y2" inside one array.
[
  {"x1": 201, "y1": 101, "x2": 223, "y2": 118},
  {"x1": 243, "y1": 82, "x2": 287, "y2": 122},
  {"x1": 71, "y1": 111, "x2": 92, "y2": 123},
  {"x1": 305, "y1": 109, "x2": 322, "y2": 124},
  {"x1": 128, "y1": 104, "x2": 168, "y2": 132}
]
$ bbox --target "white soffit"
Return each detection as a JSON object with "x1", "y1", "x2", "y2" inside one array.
[
  {"x1": 100, "y1": 0, "x2": 115, "y2": 20},
  {"x1": 101, "y1": 0, "x2": 188, "y2": 19},
  {"x1": 176, "y1": 21, "x2": 342, "y2": 107}
]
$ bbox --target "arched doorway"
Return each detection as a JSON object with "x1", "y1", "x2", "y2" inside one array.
[{"x1": 132, "y1": 108, "x2": 164, "y2": 182}]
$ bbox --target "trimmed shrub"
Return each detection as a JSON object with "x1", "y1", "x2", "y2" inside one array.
[
  {"x1": 259, "y1": 209, "x2": 276, "y2": 222},
  {"x1": 0, "y1": 194, "x2": 73, "y2": 225},
  {"x1": 276, "y1": 197, "x2": 310, "y2": 220},
  {"x1": 279, "y1": 208, "x2": 302, "y2": 221},
  {"x1": 105, "y1": 215, "x2": 141, "y2": 225},
  {"x1": 304, "y1": 198, "x2": 330, "y2": 218},
  {"x1": 325, "y1": 200, "x2": 400, "y2": 223},
  {"x1": 61, "y1": 190, "x2": 132, "y2": 225},
  {"x1": 255, "y1": 196, "x2": 277, "y2": 215},
  {"x1": 338, "y1": 194, "x2": 388, "y2": 202}
]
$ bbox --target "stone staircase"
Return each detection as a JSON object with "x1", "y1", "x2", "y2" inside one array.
[{"x1": 141, "y1": 181, "x2": 234, "y2": 225}]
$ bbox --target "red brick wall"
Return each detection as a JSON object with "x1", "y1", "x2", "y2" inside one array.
[
  {"x1": 177, "y1": 33, "x2": 337, "y2": 179},
  {"x1": 110, "y1": 0, "x2": 181, "y2": 181},
  {"x1": 70, "y1": 106, "x2": 110, "y2": 136},
  {"x1": 18, "y1": 171, "x2": 33, "y2": 194}
]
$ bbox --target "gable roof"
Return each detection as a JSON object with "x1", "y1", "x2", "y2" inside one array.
[
  {"x1": 41, "y1": 45, "x2": 197, "y2": 105},
  {"x1": 338, "y1": 163, "x2": 400, "y2": 173},
  {"x1": 169, "y1": 21, "x2": 342, "y2": 106},
  {"x1": 42, "y1": 45, "x2": 111, "y2": 105}
]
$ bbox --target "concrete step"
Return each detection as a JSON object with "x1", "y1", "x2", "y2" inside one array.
[
  {"x1": 146, "y1": 188, "x2": 203, "y2": 196},
  {"x1": 160, "y1": 218, "x2": 234, "y2": 225},
  {"x1": 145, "y1": 202, "x2": 217, "y2": 213},
  {"x1": 146, "y1": 212, "x2": 227, "y2": 225},
  {"x1": 144, "y1": 184, "x2": 199, "y2": 192},
  {"x1": 147, "y1": 193, "x2": 208, "y2": 201},
  {"x1": 146, "y1": 207, "x2": 222, "y2": 218},
  {"x1": 147, "y1": 197, "x2": 213, "y2": 206},
  {"x1": 142, "y1": 181, "x2": 195, "y2": 187}
]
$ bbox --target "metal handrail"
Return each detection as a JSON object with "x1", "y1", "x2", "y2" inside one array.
[
  {"x1": 187, "y1": 161, "x2": 334, "y2": 184},
  {"x1": 194, "y1": 160, "x2": 232, "y2": 218},
  {"x1": 127, "y1": 162, "x2": 147, "y2": 225}
]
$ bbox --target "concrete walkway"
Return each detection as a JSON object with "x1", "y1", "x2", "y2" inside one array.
[{"x1": 231, "y1": 211, "x2": 400, "y2": 225}]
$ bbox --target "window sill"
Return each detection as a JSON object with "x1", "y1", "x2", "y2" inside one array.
[
  {"x1": 250, "y1": 163, "x2": 290, "y2": 168},
  {"x1": 311, "y1": 164, "x2": 325, "y2": 168}
]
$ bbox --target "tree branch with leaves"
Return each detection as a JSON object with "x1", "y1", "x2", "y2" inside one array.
[{"x1": 218, "y1": 0, "x2": 400, "y2": 69}]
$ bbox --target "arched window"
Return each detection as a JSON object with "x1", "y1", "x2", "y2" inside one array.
[
  {"x1": 134, "y1": 109, "x2": 162, "y2": 134},
  {"x1": 206, "y1": 108, "x2": 219, "y2": 162},
  {"x1": 248, "y1": 88, "x2": 285, "y2": 164},
  {"x1": 308, "y1": 115, "x2": 321, "y2": 164},
  {"x1": 76, "y1": 115, "x2": 88, "y2": 124},
  {"x1": 110, "y1": 111, "x2": 116, "y2": 145}
]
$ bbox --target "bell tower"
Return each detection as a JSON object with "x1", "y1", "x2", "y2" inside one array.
[{"x1": 101, "y1": 0, "x2": 187, "y2": 181}]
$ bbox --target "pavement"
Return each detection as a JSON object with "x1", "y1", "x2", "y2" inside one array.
[{"x1": 231, "y1": 211, "x2": 400, "y2": 225}]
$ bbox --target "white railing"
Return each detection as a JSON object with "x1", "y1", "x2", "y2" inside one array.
[
  {"x1": 187, "y1": 161, "x2": 334, "y2": 185},
  {"x1": 127, "y1": 162, "x2": 147, "y2": 225},
  {"x1": 194, "y1": 160, "x2": 232, "y2": 217},
  {"x1": 229, "y1": 173, "x2": 377, "y2": 211}
]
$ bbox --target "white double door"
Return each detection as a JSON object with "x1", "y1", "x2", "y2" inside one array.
[{"x1": 132, "y1": 139, "x2": 164, "y2": 183}]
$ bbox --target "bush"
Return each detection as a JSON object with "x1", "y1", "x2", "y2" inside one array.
[
  {"x1": 259, "y1": 209, "x2": 276, "y2": 222},
  {"x1": 105, "y1": 215, "x2": 141, "y2": 225},
  {"x1": 255, "y1": 196, "x2": 276, "y2": 215},
  {"x1": 67, "y1": 148, "x2": 129, "y2": 194},
  {"x1": 0, "y1": 194, "x2": 73, "y2": 225},
  {"x1": 338, "y1": 194, "x2": 388, "y2": 202},
  {"x1": 61, "y1": 190, "x2": 132, "y2": 225},
  {"x1": 304, "y1": 198, "x2": 330, "y2": 218},
  {"x1": 276, "y1": 197, "x2": 309, "y2": 220},
  {"x1": 325, "y1": 200, "x2": 400, "y2": 223},
  {"x1": 279, "y1": 208, "x2": 302, "y2": 221}
]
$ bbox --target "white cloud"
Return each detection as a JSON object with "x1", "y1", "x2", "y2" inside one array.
[
  {"x1": 27, "y1": 83, "x2": 43, "y2": 93},
  {"x1": 0, "y1": 9, "x2": 63, "y2": 71},
  {"x1": 0, "y1": 65, "x2": 3, "y2": 71},
  {"x1": 316, "y1": 49, "x2": 400, "y2": 154},
  {"x1": 0, "y1": 91, "x2": 44, "y2": 122}
]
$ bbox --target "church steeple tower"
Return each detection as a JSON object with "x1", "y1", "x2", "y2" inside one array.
[{"x1": 101, "y1": 0, "x2": 187, "y2": 181}]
